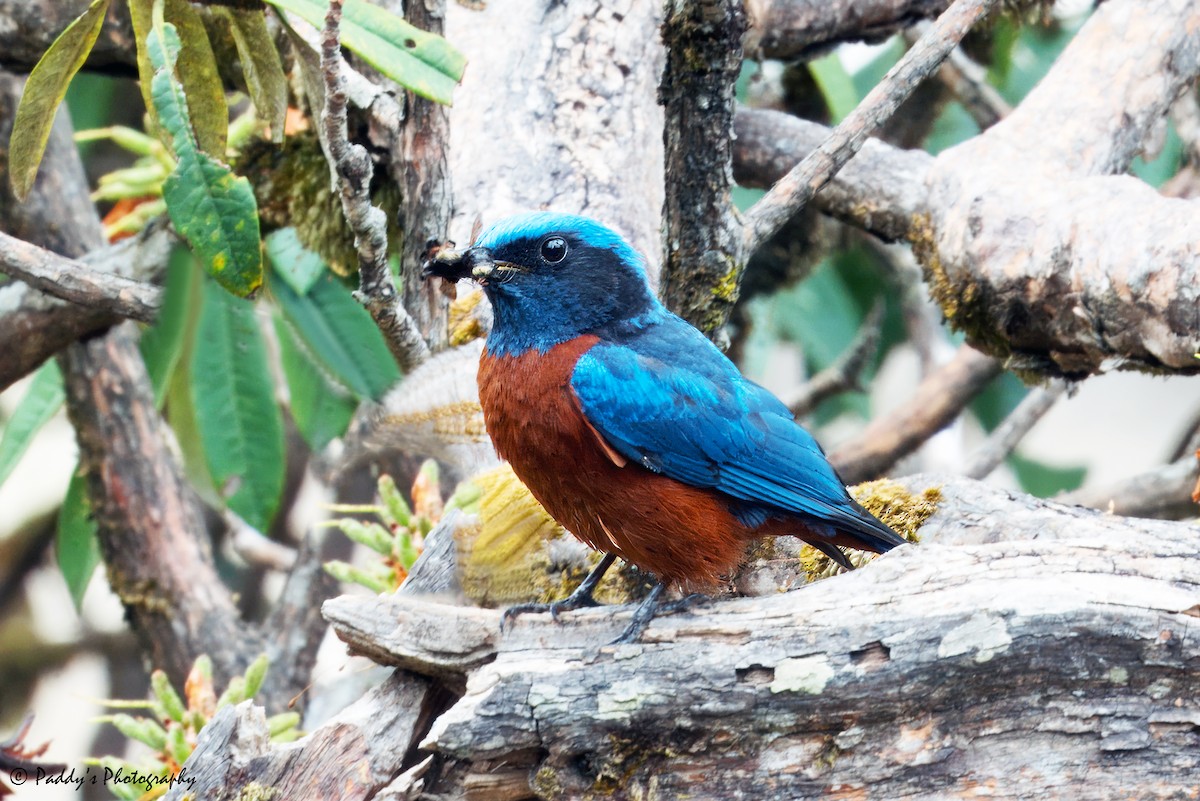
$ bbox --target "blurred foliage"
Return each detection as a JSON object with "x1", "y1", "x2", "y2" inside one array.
[
  {"x1": 323, "y1": 467, "x2": 442, "y2": 593},
  {"x1": 90, "y1": 654, "x2": 300, "y2": 799},
  {"x1": 8, "y1": 0, "x2": 450, "y2": 578}
]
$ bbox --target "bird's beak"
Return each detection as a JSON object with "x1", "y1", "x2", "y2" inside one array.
[{"x1": 465, "y1": 247, "x2": 495, "y2": 282}]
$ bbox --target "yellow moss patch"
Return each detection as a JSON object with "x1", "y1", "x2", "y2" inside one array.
[
  {"x1": 235, "y1": 783, "x2": 278, "y2": 801},
  {"x1": 851, "y1": 479, "x2": 941, "y2": 542},
  {"x1": 798, "y1": 480, "x2": 940, "y2": 581}
]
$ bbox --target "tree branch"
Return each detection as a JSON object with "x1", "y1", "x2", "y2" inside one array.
[
  {"x1": 733, "y1": 107, "x2": 933, "y2": 243},
  {"x1": 1063, "y1": 426, "x2": 1200, "y2": 521},
  {"x1": 318, "y1": 0, "x2": 430, "y2": 372},
  {"x1": 785, "y1": 298, "x2": 885, "y2": 418},
  {"x1": 62, "y1": 323, "x2": 263, "y2": 689},
  {"x1": 0, "y1": 230, "x2": 163, "y2": 322},
  {"x1": 740, "y1": 0, "x2": 1000, "y2": 258},
  {"x1": 377, "y1": 0, "x2": 453, "y2": 352},
  {"x1": 905, "y1": 21, "x2": 1011, "y2": 129},
  {"x1": 744, "y1": 0, "x2": 952, "y2": 61},
  {"x1": 829, "y1": 345, "x2": 1002, "y2": 483},
  {"x1": 0, "y1": 68, "x2": 262, "y2": 694},
  {"x1": 922, "y1": 0, "x2": 1200, "y2": 377},
  {"x1": 0, "y1": 0, "x2": 136, "y2": 74},
  {"x1": 964, "y1": 380, "x2": 1067, "y2": 479},
  {"x1": 312, "y1": 474, "x2": 1200, "y2": 799},
  {"x1": 658, "y1": 0, "x2": 746, "y2": 335}
]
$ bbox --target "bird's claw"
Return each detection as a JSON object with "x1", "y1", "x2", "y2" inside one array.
[{"x1": 499, "y1": 594, "x2": 601, "y2": 632}]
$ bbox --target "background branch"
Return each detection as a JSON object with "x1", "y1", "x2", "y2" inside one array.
[
  {"x1": 923, "y1": 0, "x2": 1200, "y2": 376},
  {"x1": 740, "y1": 0, "x2": 1000, "y2": 258},
  {"x1": 318, "y1": 0, "x2": 430, "y2": 372},
  {"x1": 733, "y1": 107, "x2": 933, "y2": 243},
  {"x1": 0, "y1": 230, "x2": 163, "y2": 322},
  {"x1": 964, "y1": 380, "x2": 1066, "y2": 479},
  {"x1": 744, "y1": 0, "x2": 952, "y2": 61},
  {"x1": 829, "y1": 345, "x2": 1002, "y2": 483}
]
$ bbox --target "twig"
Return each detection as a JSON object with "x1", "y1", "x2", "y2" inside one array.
[
  {"x1": 0, "y1": 230, "x2": 163, "y2": 322},
  {"x1": 1061, "y1": 423, "x2": 1200, "y2": 520},
  {"x1": 829, "y1": 344, "x2": 1002, "y2": 483},
  {"x1": 863, "y1": 237, "x2": 948, "y2": 377},
  {"x1": 0, "y1": 714, "x2": 65, "y2": 776},
  {"x1": 786, "y1": 299, "x2": 885, "y2": 418},
  {"x1": 225, "y1": 509, "x2": 298, "y2": 572},
  {"x1": 319, "y1": 0, "x2": 430, "y2": 372},
  {"x1": 740, "y1": 0, "x2": 1000, "y2": 257},
  {"x1": 905, "y1": 22, "x2": 1011, "y2": 129},
  {"x1": 964, "y1": 380, "x2": 1067, "y2": 479}
]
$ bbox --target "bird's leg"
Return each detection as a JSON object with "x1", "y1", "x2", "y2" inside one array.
[
  {"x1": 501, "y1": 552, "x2": 617, "y2": 631},
  {"x1": 610, "y1": 584, "x2": 712, "y2": 645}
]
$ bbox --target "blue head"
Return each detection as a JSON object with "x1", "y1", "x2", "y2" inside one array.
[{"x1": 462, "y1": 212, "x2": 662, "y2": 356}]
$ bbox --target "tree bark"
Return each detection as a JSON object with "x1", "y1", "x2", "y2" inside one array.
[
  {"x1": 922, "y1": 0, "x2": 1200, "y2": 377},
  {"x1": 170, "y1": 475, "x2": 1200, "y2": 800}
]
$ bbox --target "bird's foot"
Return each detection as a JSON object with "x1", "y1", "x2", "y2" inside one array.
[
  {"x1": 609, "y1": 586, "x2": 712, "y2": 645},
  {"x1": 500, "y1": 592, "x2": 600, "y2": 630},
  {"x1": 500, "y1": 553, "x2": 616, "y2": 632}
]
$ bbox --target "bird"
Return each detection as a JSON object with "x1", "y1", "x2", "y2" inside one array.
[{"x1": 423, "y1": 211, "x2": 906, "y2": 642}]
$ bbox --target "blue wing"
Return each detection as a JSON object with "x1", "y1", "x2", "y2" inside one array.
[{"x1": 571, "y1": 316, "x2": 902, "y2": 548}]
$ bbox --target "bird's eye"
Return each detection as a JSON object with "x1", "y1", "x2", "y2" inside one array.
[{"x1": 540, "y1": 236, "x2": 568, "y2": 264}]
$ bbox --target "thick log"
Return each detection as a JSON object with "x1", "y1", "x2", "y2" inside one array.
[{"x1": 309, "y1": 475, "x2": 1200, "y2": 799}]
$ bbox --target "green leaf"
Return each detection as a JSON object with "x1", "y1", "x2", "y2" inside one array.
[
  {"x1": 270, "y1": 269, "x2": 401, "y2": 400},
  {"x1": 139, "y1": 245, "x2": 197, "y2": 407},
  {"x1": 241, "y1": 653, "x2": 270, "y2": 699},
  {"x1": 266, "y1": 228, "x2": 327, "y2": 295},
  {"x1": 221, "y1": 8, "x2": 289, "y2": 143},
  {"x1": 275, "y1": 313, "x2": 357, "y2": 451},
  {"x1": 8, "y1": 0, "x2": 112, "y2": 199},
  {"x1": 1008, "y1": 452, "x2": 1087, "y2": 497},
  {"x1": 264, "y1": 0, "x2": 466, "y2": 105},
  {"x1": 971, "y1": 371, "x2": 1028, "y2": 432},
  {"x1": 57, "y1": 469, "x2": 102, "y2": 611},
  {"x1": 190, "y1": 278, "x2": 285, "y2": 532},
  {"x1": 149, "y1": 18, "x2": 263, "y2": 297},
  {"x1": 0, "y1": 360, "x2": 66, "y2": 490},
  {"x1": 130, "y1": 0, "x2": 229, "y2": 156},
  {"x1": 808, "y1": 52, "x2": 858, "y2": 123}
]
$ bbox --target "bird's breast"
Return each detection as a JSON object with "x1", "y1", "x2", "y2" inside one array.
[{"x1": 477, "y1": 336, "x2": 751, "y2": 589}]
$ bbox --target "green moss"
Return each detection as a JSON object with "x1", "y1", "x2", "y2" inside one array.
[
  {"x1": 532, "y1": 765, "x2": 563, "y2": 799},
  {"x1": 908, "y1": 212, "x2": 1011, "y2": 359},
  {"x1": 590, "y1": 734, "x2": 676, "y2": 796},
  {"x1": 239, "y1": 130, "x2": 403, "y2": 277},
  {"x1": 799, "y1": 480, "x2": 940, "y2": 581}
]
